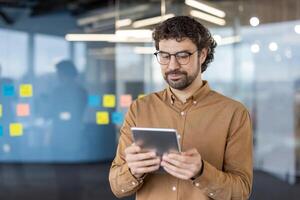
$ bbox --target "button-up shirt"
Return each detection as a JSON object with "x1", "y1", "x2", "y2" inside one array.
[{"x1": 109, "y1": 81, "x2": 253, "y2": 200}]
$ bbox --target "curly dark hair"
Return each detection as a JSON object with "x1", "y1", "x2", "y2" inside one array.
[{"x1": 152, "y1": 16, "x2": 217, "y2": 73}]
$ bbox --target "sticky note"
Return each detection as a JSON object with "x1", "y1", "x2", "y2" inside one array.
[
  {"x1": 138, "y1": 94, "x2": 145, "y2": 99},
  {"x1": 9, "y1": 123, "x2": 23, "y2": 137},
  {"x1": 2, "y1": 84, "x2": 14, "y2": 96},
  {"x1": 88, "y1": 95, "x2": 100, "y2": 107},
  {"x1": 19, "y1": 84, "x2": 33, "y2": 97},
  {"x1": 120, "y1": 95, "x2": 132, "y2": 108},
  {"x1": 103, "y1": 95, "x2": 116, "y2": 108},
  {"x1": 112, "y1": 112, "x2": 124, "y2": 125},
  {"x1": 96, "y1": 111, "x2": 109, "y2": 125},
  {"x1": 16, "y1": 104, "x2": 30, "y2": 117},
  {"x1": 0, "y1": 104, "x2": 2, "y2": 118},
  {"x1": 0, "y1": 125, "x2": 3, "y2": 137}
]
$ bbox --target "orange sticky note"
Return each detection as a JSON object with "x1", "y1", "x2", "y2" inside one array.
[
  {"x1": 20, "y1": 84, "x2": 33, "y2": 97},
  {"x1": 103, "y1": 95, "x2": 116, "y2": 108},
  {"x1": 10, "y1": 123, "x2": 23, "y2": 137},
  {"x1": 96, "y1": 111, "x2": 109, "y2": 125},
  {"x1": 17, "y1": 104, "x2": 30, "y2": 117},
  {"x1": 120, "y1": 95, "x2": 132, "y2": 108}
]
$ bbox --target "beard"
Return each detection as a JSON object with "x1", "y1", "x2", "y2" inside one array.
[{"x1": 164, "y1": 64, "x2": 200, "y2": 90}]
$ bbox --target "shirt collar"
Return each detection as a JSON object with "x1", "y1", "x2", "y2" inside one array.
[{"x1": 165, "y1": 80, "x2": 211, "y2": 104}]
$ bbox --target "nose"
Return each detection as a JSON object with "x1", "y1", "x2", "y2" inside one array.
[{"x1": 167, "y1": 55, "x2": 180, "y2": 70}]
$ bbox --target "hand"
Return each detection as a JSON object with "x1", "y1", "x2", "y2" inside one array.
[
  {"x1": 125, "y1": 143, "x2": 161, "y2": 179},
  {"x1": 161, "y1": 148, "x2": 202, "y2": 180}
]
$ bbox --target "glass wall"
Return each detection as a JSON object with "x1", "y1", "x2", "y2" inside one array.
[{"x1": 0, "y1": 0, "x2": 300, "y2": 199}]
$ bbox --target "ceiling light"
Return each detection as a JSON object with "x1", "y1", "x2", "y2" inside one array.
[
  {"x1": 294, "y1": 25, "x2": 300, "y2": 34},
  {"x1": 132, "y1": 14, "x2": 175, "y2": 28},
  {"x1": 65, "y1": 34, "x2": 116, "y2": 42},
  {"x1": 268, "y1": 42, "x2": 278, "y2": 51},
  {"x1": 116, "y1": 18, "x2": 132, "y2": 28},
  {"x1": 185, "y1": 0, "x2": 226, "y2": 18},
  {"x1": 250, "y1": 44, "x2": 260, "y2": 53},
  {"x1": 250, "y1": 17, "x2": 260, "y2": 27},
  {"x1": 115, "y1": 29, "x2": 152, "y2": 38},
  {"x1": 65, "y1": 31, "x2": 153, "y2": 43},
  {"x1": 190, "y1": 10, "x2": 226, "y2": 26},
  {"x1": 134, "y1": 47, "x2": 156, "y2": 54}
]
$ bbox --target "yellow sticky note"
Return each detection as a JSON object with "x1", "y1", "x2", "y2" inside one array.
[
  {"x1": 103, "y1": 95, "x2": 116, "y2": 108},
  {"x1": 96, "y1": 112, "x2": 109, "y2": 125},
  {"x1": 10, "y1": 123, "x2": 23, "y2": 137},
  {"x1": 120, "y1": 95, "x2": 132, "y2": 108},
  {"x1": 0, "y1": 104, "x2": 2, "y2": 118},
  {"x1": 17, "y1": 104, "x2": 30, "y2": 117},
  {"x1": 138, "y1": 94, "x2": 145, "y2": 99},
  {"x1": 20, "y1": 84, "x2": 33, "y2": 97}
]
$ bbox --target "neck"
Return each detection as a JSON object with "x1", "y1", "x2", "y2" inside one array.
[{"x1": 170, "y1": 76, "x2": 203, "y2": 103}]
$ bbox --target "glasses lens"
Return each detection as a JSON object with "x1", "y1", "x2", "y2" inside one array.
[
  {"x1": 156, "y1": 52, "x2": 170, "y2": 64},
  {"x1": 176, "y1": 52, "x2": 190, "y2": 65}
]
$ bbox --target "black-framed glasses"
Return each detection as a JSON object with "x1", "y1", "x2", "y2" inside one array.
[{"x1": 154, "y1": 49, "x2": 198, "y2": 65}]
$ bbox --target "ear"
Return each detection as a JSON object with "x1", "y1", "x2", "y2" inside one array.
[{"x1": 199, "y1": 48, "x2": 208, "y2": 65}]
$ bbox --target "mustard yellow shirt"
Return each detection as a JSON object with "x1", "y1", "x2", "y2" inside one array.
[{"x1": 109, "y1": 81, "x2": 253, "y2": 200}]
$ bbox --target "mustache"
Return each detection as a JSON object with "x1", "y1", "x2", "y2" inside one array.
[{"x1": 165, "y1": 69, "x2": 187, "y2": 76}]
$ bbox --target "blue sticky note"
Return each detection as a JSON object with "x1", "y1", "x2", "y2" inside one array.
[
  {"x1": 88, "y1": 95, "x2": 100, "y2": 107},
  {"x1": 112, "y1": 112, "x2": 124, "y2": 125},
  {"x1": 2, "y1": 85, "x2": 14, "y2": 96},
  {"x1": 0, "y1": 125, "x2": 3, "y2": 137}
]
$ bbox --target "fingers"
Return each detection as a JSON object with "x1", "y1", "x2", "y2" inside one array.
[
  {"x1": 126, "y1": 151, "x2": 157, "y2": 162},
  {"x1": 133, "y1": 165, "x2": 160, "y2": 174},
  {"x1": 166, "y1": 153, "x2": 194, "y2": 164},
  {"x1": 161, "y1": 160, "x2": 192, "y2": 180},
  {"x1": 128, "y1": 157, "x2": 161, "y2": 169},
  {"x1": 162, "y1": 154, "x2": 190, "y2": 169},
  {"x1": 124, "y1": 144, "x2": 141, "y2": 154}
]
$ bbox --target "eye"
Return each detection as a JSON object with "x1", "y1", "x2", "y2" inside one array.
[
  {"x1": 176, "y1": 52, "x2": 190, "y2": 59},
  {"x1": 159, "y1": 52, "x2": 170, "y2": 59}
]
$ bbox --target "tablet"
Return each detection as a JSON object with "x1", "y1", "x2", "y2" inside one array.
[{"x1": 131, "y1": 127, "x2": 181, "y2": 156}]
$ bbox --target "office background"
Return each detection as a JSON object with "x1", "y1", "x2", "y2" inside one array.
[{"x1": 0, "y1": 0, "x2": 300, "y2": 199}]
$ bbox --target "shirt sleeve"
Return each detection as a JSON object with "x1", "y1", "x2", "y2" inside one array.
[
  {"x1": 191, "y1": 106, "x2": 253, "y2": 200},
  {"x1": 109, "y1": 101, "x2": 146, "y2": 198}
]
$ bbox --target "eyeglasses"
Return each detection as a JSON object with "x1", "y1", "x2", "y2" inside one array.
[{"x1": 154, "y1": 49, "x2": 198, "y2": 65}]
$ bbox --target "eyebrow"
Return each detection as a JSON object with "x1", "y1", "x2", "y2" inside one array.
[{"x1": 158, "y1": 50, "x2": 192, "y2": 54}]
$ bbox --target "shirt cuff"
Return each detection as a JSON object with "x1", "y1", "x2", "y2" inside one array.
[
  {"x1": 190, "y1": 160, "x2": 218, "y2": 198},
  {"x1": 119, "y1": 164, "x2": 146, "y2": 193}
]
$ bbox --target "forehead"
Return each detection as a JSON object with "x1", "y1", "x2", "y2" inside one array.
[{"x1": 158, "y1": 38, "x2": 196, "y2": 53}]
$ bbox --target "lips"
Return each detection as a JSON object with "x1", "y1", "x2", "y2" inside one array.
[{"x1": 168, "y1": 73, "x2": 184, "y2": 81}]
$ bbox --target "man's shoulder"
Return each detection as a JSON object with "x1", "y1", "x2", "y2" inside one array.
[
  {"x1": 209, "y1": 90, "x2": 248, "y2": 113},
  {"x1": 132, "y1": 90, "x2": 165, "y2": 106}
]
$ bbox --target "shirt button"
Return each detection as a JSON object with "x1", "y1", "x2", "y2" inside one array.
[
  {"x1": 180, "y1": 111, "x2": 185, "y2": 116},
  {"x1": 172, "y1": 186, "x2": 176, "y2": 191},
  {"x1": 209, "y1": 192, "x2": 214, "y2": 196},
  {"x1": 193, "y1": 101, "x2": 197, "y2": 104},
  {"x1": 195, "y1": 182, "x2": 200, "y2": 187},
  {"x1": 121, "y1": 189, "x2": 125, "y2": 193},
  {"x1": 132, "y1": 181, "x2": 136, "y2": 186}
]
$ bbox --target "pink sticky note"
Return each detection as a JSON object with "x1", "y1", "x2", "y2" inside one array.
[
  {"x1": 120, "y1": 95, "x2": 132, "y2": 108},
  {"x1": 17, "y1": 103, "x2": 30, "y2": 117}
]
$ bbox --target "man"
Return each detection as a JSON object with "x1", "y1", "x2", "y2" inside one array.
[{"x1": 109, "y1": 16, "x2": 253, "y2": 200}]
